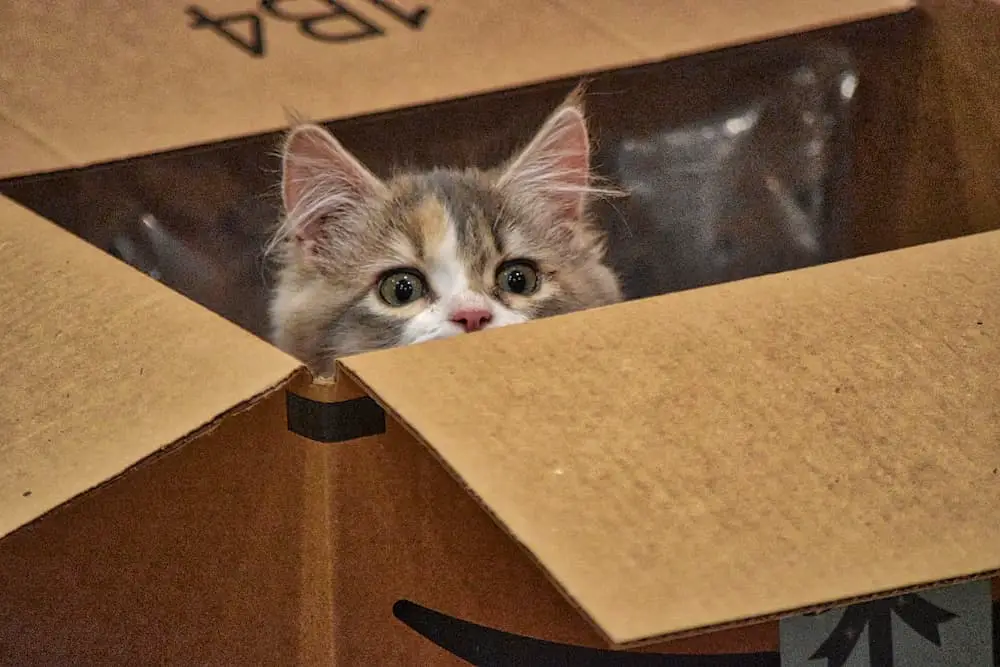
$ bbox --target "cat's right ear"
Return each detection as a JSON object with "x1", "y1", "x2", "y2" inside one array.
[{"x1": 280, "y1": 124, "x2": 385, "y2": 259}]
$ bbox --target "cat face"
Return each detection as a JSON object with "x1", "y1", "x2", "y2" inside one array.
[{"x1": 269, "y1": 93, "x2": 622, "y2": 376}]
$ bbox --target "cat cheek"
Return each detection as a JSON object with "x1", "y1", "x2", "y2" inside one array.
[{"x1": 491, "y1": 296, "x2": 535, "y2": 321}]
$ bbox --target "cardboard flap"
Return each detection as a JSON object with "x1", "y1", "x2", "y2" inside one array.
[
  {"x1": 564, "y1": 0, "x2": 914, "y2": 61},
  {"x1": 341, "y1": 230, "x2": 1000, "y2": 646},
  {"x1": 0, "y1": 197, "x2": 303, "y2": 539},
  {"x1": 0, "y1": 0, "x2": 911, "y2": 179}
]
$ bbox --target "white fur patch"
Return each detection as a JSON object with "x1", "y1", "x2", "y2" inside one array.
[{"x1": 401, "y1": 207, "x2": 528, "y2": 346}]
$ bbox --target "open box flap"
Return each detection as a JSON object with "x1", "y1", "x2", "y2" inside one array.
[
  {"x1": 565, "y1": 0, "x2": 913, "y2": 62},
  {"x1": 0, "y1": 197, "x2": 303, "y2": 540},
  {"x1": 341, "y1": 230, "x2": 1000, "y2": 646},
  {"x1": 0, "y1": 0, "x2": 912, "y2": 179}
]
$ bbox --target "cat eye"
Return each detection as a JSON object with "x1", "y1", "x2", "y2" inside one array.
[
  {"x1": 378, "y1": 270, "x2": 427, "y2": 307},
  {"x1": 496, "y1": 261, "x2": 539, "y2": 295}
]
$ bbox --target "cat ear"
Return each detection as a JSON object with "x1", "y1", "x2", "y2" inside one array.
[
  {"x1": 280, "y1": 123, "x2": 385, "y2": 258},
  {"x1": 497, "y1": 97, "x2": 591, "y2": 221}
]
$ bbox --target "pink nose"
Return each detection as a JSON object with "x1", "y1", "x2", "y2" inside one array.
[{"x1": 450, "y1": 308, "x2": 492, "y2": 333}]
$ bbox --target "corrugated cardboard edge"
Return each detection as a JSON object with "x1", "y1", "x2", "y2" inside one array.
[
  {"x1": 337, "y1": 358, "x2": 999, "y2": 650},
  {"x1": 2, "y1": 366, "x2": 310, "y2": 543}
]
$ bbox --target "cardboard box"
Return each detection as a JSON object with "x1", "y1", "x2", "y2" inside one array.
[{"x1": 1, "y1": 0, "x2": 998, "y2": 664}]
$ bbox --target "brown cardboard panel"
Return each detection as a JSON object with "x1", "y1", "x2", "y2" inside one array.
[
  {"x1": 317, "y1": 372, "x2": 789, "y2": 661},
  {"x1": 564, "y1": 0, "x2": 914, "y2": 59},
  {"x1": 342, "y1": 230, "x2": 1000, "y2": 645},
  {"x1": 850, "y1": 0, "x2": 1000, "y2": 255},
  {"x1": 323, "y1": 404, "x2": 594, "y2": 664},
  {"x1": 299, "y1": 370, "x2": 1000, "y2": 660},
  {"x1": 918, "y1": 0, "x2": 1000, "y2": 238},
  {"x1": 0, "y1": 119, "x2": 69, "y2": 177},
  {"x1": 0, "y1": 197, "x2": 302, "y2": 539},
  {"x1": 0, "y1": 389, "x2": 334, "y2": 664},
  {"x1": 0, "y1": 0, "x2": 641, "y2": 178},
  {"x1": 0, "y1": 1, "x2": 915, "y2": 180}
]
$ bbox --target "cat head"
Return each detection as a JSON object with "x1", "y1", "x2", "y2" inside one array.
[{"x1": 268, "y1": 91, "x2": 623, "y2": 376}]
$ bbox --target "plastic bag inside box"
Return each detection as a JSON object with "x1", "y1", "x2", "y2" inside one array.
[
  {"x1": 1, "y1": 41, "x2": 856, "y2": 340},
  {"x1": 602, "y1": 44, "x2": 856, "y2": 299}
]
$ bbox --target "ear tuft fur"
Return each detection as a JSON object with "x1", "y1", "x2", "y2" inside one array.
[{"x1": 268, "y1": 123, "x2": 386, "y2": 264}]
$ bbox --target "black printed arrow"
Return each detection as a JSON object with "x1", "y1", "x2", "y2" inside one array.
[
  {"x1": 809, "y1": 594, "x2": 958, "y2": 667},
  {"x1": 393, "y1": 599, "x2": 780, "y2": 667}
]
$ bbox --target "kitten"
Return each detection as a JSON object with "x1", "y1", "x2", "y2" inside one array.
[{"x1": 268, "y1": 91, "x2": 623, "y2": 376}]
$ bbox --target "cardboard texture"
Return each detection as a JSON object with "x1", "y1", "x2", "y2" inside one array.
[
  {"x1": 0, "y1": 201, "x2": 332, "y2": 662},
  {"x1": 0, "y1": 388, "x2": 336, "y2": 664},
  {"x1": 0, "y1": 198, "x2": 301, "y2": 537},
  {"x1": 2, "y1": 0, "x2": 999, "y2": 664}
]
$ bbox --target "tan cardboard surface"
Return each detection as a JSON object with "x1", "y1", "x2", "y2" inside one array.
[
  {"x1": 0, "y1": 0, "x2": 910, "y2": 178},
  {"x1": 0, "y1": 119, "x2": 67, "y2": 177},
  {"x1": 343, "y1": 230, "x2": 1000, "y2": 645},
  {"x1": 0, "y1": 390, "x2": 334, "y2": 664},
  {"x1": 565, "y1": 0, "x2": 913, "y2": 60},
  {"x1": 0, "y1": 196, "x2": 302, "y2": 539}
]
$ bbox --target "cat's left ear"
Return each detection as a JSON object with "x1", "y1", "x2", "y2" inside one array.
[{"x1": 497, "y1": 94, "x2": 591, "y2": 221}]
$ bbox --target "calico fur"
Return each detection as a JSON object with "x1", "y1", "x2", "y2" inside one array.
[{"x1": 268, "y1": 90, "x2": 623, "y2": 376}]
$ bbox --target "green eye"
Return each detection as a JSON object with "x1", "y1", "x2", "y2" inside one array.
[
  {"x1": 377, "y1": 270, "x2": 427, "y2": 307},
  {"x1": 496, "y1": 261, "x2": 539, "y2": 295}
]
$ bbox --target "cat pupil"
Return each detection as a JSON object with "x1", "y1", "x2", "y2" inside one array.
[
  {"x1": 498, "y1": 262, "x2": 537, "y2": 295},
  {"x1": 395, "y1": 278, "x2": 414, "y2": 302},
  {"x1": 507, "y1": 270, "x2": 527, "y2": 293}
]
